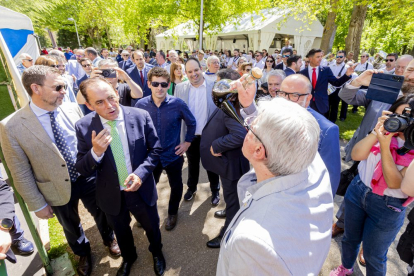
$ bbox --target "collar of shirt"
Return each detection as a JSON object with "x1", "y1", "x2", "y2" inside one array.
[
  {"x1": 99, "y1": 106, "x2": 124, "y2": 126},
  {"x1": 190, "y1": 80, "x2": 206, "y2": 90},
  {"x1": 30, "y1": 101, "x2": 59, "y2": 118},
  {"x1": 150, "y1": 94, "x2": 170, "y2": 105},
  {"x1": 309, "y1": 65, "x2": 319, "y2": 71}
]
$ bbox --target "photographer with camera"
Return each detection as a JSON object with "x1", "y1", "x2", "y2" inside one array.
[
  {"x1": 330, "y1": 95, "x2": 414, "y2": 276},
  {"x1": 77, "y1": 59, "x2": 142, "y2": 107}
]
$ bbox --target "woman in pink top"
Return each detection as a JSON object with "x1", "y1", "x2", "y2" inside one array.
[{"x1": 331, "y1": 95, "x2": 414, "y2": 276}]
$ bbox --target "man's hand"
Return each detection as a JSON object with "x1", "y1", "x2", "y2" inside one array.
[
  {"x1": 230, "y1": 75, "x2": 257, "y2": 108},
  {"x1": 345, "y1": 63, "x2": 357, "y2": 76},
  {"x1": 90, "y1": 68, "x2": 103, "y2": 79},
  {"x1": 124, "y1": 174, "x2": 142, "y2": 192},
  {"x1": 114, "y1": 67, "x2": 130, "y2": 82},
  {"x1": 210, "y1": 146, "x2": 222, "y2": 157},
  {"x1": 92, "y1": 129, "x2": 112, "y2": 157},
  {"x1": 35, "y1": 205, "x2": 54, "y2": 219},
  {"x1": 0, "y1": 229, "x2": 12, "y2": 260},
  {"x1": 350, "y1": 69, "x2": 384, "y2": 87},
  {"x1": 175, "y1": 142, "x2": 191, "y2": 156}
]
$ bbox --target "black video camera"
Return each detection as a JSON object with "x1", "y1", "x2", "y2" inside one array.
[
  {"x1": 384, "y1": 107, "x2": 414, "y2": 151},
  {"x1": 101, "y1": 69, "x2": 116, "y2": 78}
]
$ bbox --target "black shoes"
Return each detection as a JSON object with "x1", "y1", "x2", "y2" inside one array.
[
  {"x1": 214, "y1": 209, "x2": 226, "y2": 218},
  {"x1": 211, "y1": 191, "x2": 220, "y2": 206},
  {"x1": 165, "y1": 215, "x2": 177, "y2": 231},
  {"x1": 184, "y1": 189, "x2": 196, "y2": 201},
  {"x1": 206, "y1": 235, "x2": 222, "y2": 248},
  {"x1": 153, "y1": 252, "x2": 166, "y2": 276},
  {"x1": 116, "y1": 257, "x2": 137, "y2": 276},
  {"x1": 77, "y1": 254, "x2": 92, "y2": 276},
  {"x1": 11, "y1": 237, "x2": 34, "y2": 255}
]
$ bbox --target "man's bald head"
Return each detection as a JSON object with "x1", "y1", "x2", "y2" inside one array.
[
  {"x1": 280, "y1": 74, "x2": 313, "y2": 107},
  {"x1": 395, "y1": 55, "x2": 414, "y2": 76}
]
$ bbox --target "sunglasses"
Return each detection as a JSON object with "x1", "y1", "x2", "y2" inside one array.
[
  {"x1": 37, "y1": 83, "x2": 68, "y2": 92},
  {"x1": 282, "y1": 55, "x2": 290, "y2": 58},
  {"x1": 255, "y1": 55, "x2": 261, "y2": 57},
  {"x1": 82, "y1": 64, "x2": 92, "y2": 68},
  {"x1": 23, "y1": 59, "x2": 33, "y2": 62},
  {"x1": 336, "y1": 56, "x2": 344, "y2": 58},
  {"x1": 76, "y1": 55, "x2": 84, "y2": 58},
  {"x1": 151, "y1": 81, "x2": 168, "y2": 88},
  {"x1": 266, "y1": 60, "x2": 274, "y2": 63},
  {"x1": 245, "y1": 68, "x2": 251, "y2": 72},
  {"x1": 50, "y1": 65, "x2": 58, "y2": 68},
  {"x1": 385, "y1": 59, "x2": 395, "y2": 62},
  {"x1": 361, "y1": 56, "x2": 368, "y2": 58}
]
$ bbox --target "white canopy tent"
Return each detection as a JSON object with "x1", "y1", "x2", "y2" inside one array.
[{"x1": 156, "y1": 8, "x2": 324, "y2": 57}]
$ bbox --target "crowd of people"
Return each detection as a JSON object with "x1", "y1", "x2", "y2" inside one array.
[{"x1": 0, "y1": 40, "x2": 414, "y2": 276}]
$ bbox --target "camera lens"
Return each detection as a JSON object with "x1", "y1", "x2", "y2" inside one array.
[
  {"x1": 102, "y1": 70, "x2": 109, "y2": 77},
  {"x1": 384, "y1": 117, "x2": 408, "y2": 132}
]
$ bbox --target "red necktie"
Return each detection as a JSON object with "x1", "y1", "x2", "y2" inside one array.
[
  {"x1": 312, "y1": 68, "x2": 317, "y2": 89},
  {"x1": 139, "y1": 70, "x2": 144, "y2": 85}
]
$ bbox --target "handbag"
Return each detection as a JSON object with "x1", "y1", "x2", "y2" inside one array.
[{"x1": 336, "y1": 161, "x2": 360, "y2": 196}]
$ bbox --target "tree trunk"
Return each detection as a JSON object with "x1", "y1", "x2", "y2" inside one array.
[
  {"x1": 345, "y1": 3, "x2": 368, "y2": 60},
  {"x1": 320, "y1": 0, "x2": 339, "y2": 53}
]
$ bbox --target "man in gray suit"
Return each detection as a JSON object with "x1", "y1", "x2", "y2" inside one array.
[
  {"x1": 174, "y1": 58, "x2": 221, "y2": 205},
  {"x1": 0, "y1": 65, "x2": 118, "y2": 276}
]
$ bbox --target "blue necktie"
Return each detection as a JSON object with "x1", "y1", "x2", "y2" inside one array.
[{"x1": 48, "y1": 111, "x2": 78, "y2": 182}]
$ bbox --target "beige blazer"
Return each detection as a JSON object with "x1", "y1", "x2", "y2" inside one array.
[{"x1": 0, "y1": 102, "x2": 83, "y2": 211}]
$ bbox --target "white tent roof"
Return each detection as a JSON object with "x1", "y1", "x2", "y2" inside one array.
[{"x1": 0, "y1": 6, "x2": 34, "y2": 30}]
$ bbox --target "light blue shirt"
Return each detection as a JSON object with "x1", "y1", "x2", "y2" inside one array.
[{"x1": 17, "y1": 63, "x2": 26, "y2": 75}]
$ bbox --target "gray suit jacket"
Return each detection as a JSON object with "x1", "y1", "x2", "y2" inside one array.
[
  {"x1": 174, "y1": 79, "x2": 217, "y2": 142},
  {"x1": 0, "y1": 103, "x2": 83, "y2": 211}
]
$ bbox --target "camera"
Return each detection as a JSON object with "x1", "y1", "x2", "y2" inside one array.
[
  {"x1": 101, "y1": 69, "x2": 116, "y2": 78},
  {"x1": 384, "y1": 107, "x2": 414, "y2": 151}
]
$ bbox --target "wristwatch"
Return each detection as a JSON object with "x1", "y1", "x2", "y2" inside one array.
[{"x1": 0, "y1": 218, "x2": 14, "y2": 231}]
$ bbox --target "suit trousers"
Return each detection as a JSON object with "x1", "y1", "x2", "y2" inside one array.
[
  {"x1": 327, "y1": 89, "x2": 349, "y2": 123},
  {"x1": 51, "y1": 175, "x2": 114, "y2": 256},
  {"x1": 105, "y1": 190, "x2": 163, "y2": 262},
  {"x1": 186, "y1": 136, "x2": 220, "y2": 192},
  {"x1": 310, "y1": 99, "x2": 328, "y2": 118},
  {"x1": 153, "y1": 156, "x2": 184, "y2": 215},
  {"x1": 10, "y1": 215, "x2": 24, "y2": 242},
  {"x1": 219, "y1": 177, "x2": 240, "y2": 237}
]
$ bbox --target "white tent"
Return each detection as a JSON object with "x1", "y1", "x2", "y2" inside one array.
[{"x1": 156, "y1": 8, "x2": 324, "y2": 57}]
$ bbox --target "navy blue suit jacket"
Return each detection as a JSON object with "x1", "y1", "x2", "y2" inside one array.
[
  {"x1": 299, "y1": 66, "x2": 351, "y2": 114},
  {"x1": 308, "y1": 108, "x2": 341, "y2": 195},
  {"x1": 119, "y1": 59, "x2": 134, "y2": 71},
  {"x1": 76, "y1": 74, "x2": 89, "y2": 88},
  {"x1": 200, "y1": 108, "x2": 250, "y2": 181},
  {"x1": 75, "y1": 106, "x2": 162, "y2": 216},
  {"x1": 284, "y1": 67, "x2": 296, "y2": 77},
  {"x1": 275, "y1": 62, "x2": 285, "y2": 70},
  {"x1": 126, "y1": 64, "x2": 154, "y2": 99}
]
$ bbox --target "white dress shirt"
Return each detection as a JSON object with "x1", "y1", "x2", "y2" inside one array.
[
  {"x1": 355, "y1": 62, "x2": 373, "y2": 72},
  {"x1": 188, "y1": 80, "x2": 208, "y2": 135},
  {"x1": 228, "y1": 56, "x2": 240, "y2": 70},
  {"x1": 308, "y1": 65, "x2": 319, "y2": 84},
  {"x1": 252, "y1": 58, "x2": 265, "y2": 70},
  {"x1": 329, "y1": 62, "x2": 346, "y2": 77},
  {"x1": 91, "y1": 108, "x2": 132, "y2": 190}
]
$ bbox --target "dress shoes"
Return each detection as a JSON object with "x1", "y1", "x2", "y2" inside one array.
[
  {"x1": 165, "y1": 215, "x2": 177, "y2": 231},
  {"x1": 206, "y1": 235, "x2": 222, "y2": 248},
  {"x1": 104, "y1": 239, "x2": 121, "y2": 257},
  {"x1": 153, "y1": 252, "x2": 166, "y2": 276},
  {"x1": 116, "y1": 257, "x2": 137, "y2": 276},
  {"x1": 358, "y1": 247, "x2": 366, "y2": 267},
  {"x1": 332, "y1": 222, "x2": 344, "y2": 238},
  {"x1": 77, "y1": 254, "x2": 92, "y2": 276},
  {"x1": 214, "y1": 209, "x2": 226, "y2": 219},
  {"x1": 211, "y1": 191, "x2": 220, "y2": 206},
  {"x1": 184, "y1": 189, "x2": 196, "y2": 201},
  {"x1": 11, "y1": 237, "x2": 34, "y2": 255}
]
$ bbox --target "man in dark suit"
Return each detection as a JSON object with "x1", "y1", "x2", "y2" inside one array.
[
  {"x1": 275, "y1": 48, "x2": 292, "y2": 70},
  {"x1": 284, "y1": 55, "x2": 302, "y2": 77},
  {"x1": 200, "y1": 69, "x2": 250, "y2": 248},
  {"x1": 299, "y1": 48, "x2": 355, "y2": 116},
  {"x1": 75, "y1": 78, "x2": 165, "y2": 276},
  {"x1": 126, "y1": 50, "x2": 154, "y2": 99}
]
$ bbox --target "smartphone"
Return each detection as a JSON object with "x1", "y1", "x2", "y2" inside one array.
[{"x1": 366, "y1": 73, "x2": 404, "y2": 104}]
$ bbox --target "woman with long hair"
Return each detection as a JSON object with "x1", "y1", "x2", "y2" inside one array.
[
  {"x1": 167, "y1": 62, "x2": 187, "y2": 95},
  {"x1": 330, "y1": 95, "x2": 414, "y2": 276},
  {"x1": 260, "y1": 55, "x2": 276, "y2": 83}
]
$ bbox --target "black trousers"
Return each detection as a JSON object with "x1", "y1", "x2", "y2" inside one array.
[
  {"x1": 219, "y1": 177, "x2": 240, "y2": 237},
  {"x1": 153, "y1": 156, "x2": 184, "y2": 215},
  {"x1": 310, "y1": 99, "x2": 328, "y2": 118},
  {"x1": 186, "y1": 136, "x2": 220, "y2": 192},
  {"x1": 51, "y1": 176, "x2": 114, "y2": 256},
  {"x1": 105, "y1": 191, "x2": 162, "y2": 262},
  {"x1": 327, "y1": 89, "x2": 349, "y2": 123}
]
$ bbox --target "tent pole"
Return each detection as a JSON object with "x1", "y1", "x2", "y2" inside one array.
[{"x1": 199, "y1": 0, "x2": 203, "y2": 50}]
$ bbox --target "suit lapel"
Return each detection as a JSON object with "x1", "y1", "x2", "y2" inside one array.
[{"x1": 91, "y1": 112, "x2": 117, "y2": 171}]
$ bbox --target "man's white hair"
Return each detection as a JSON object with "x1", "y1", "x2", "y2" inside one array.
[
  {"x1": 168, "y1": 50, "x2": 178, "y2": 56},
  {"x1": 98, "y1": 59, "x2": 118, "y2": 68},
  {"x1": 207, "y1": 55, "x2": 219, "y2": 65},
  {"x1": 266, "y1": 69, "x2": 286, "y2": 83},
  {"x1": 255, "y1": 97, "x2": 320, "y2": 175},
  {"x1": 19, "y1": 53, "x2": 31, "y2": 61}
]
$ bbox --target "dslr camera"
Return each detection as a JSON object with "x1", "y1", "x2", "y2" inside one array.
[
  {"x1": 384, "y1": 107, "x2": 414, "y2": 150},
  {"x1": 101, "y1": 69, "x2": 116, "y2": 78}
]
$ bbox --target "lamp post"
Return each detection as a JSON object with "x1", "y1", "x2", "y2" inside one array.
[{"x1": 68, "y1": 17, "x2": 81, "y2": 48}]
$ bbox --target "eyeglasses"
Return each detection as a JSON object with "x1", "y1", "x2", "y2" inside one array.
[
  {"x1": 276, "y1": 91, "x2": 310, "y2": 102},
  {"x1": 361, "y1": 56, "x2": 368, "y2": 58},
  {"x1": 122, "y1": 54, "x2": 130, "y2": 57},
  {"x1": 244, "y1": 116, "x2": 267, "y2": 158},
  {"x1": 151, "y1": 81, "x2": 168, "y2": 88},
  {"x1": 385, "y1": 59, "x2": 395, "y2": 62},
  {"x1": 266, "y1": 60, "x2": 274, "y2": 63},
  {"x1": 37, "y1": 83, "x2": 68, "y2": 92},
  {"x1": 82, "y1": 64, "x2": 92, "y2": 68},
  {"x1": 336, "y1": 56, "x2": 344, "y2": 58},
  {"x1": 282, "y1": 55, "x2": 290, "y2": 58},
  {"x1": 23, "y1": 59, "x2": 33, "y2": 62},
  {"x1": 76, "y1": 55, "x2": 84, "y2": 58}
]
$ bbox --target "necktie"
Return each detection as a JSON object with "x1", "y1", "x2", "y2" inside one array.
[
  {"x1": 107, "y1": 121, "x2": 129, "y2": 187},
  {"x1": 48, "y1": 112, "x2": 78, "y2": 182},
  {"x1": 139, "y1": 70, "x2": 144, "y2": 85},
  {"x1": 312, "y1": 68, "x2": 317, "y2": 89}
]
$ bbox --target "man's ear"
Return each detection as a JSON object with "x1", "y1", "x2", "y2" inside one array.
[{"x1": 30, "y1": 83, "x2": 40, "y2": 96}]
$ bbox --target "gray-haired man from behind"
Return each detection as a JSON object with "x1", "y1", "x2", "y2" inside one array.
[{"x1": 216, "y1": 97, "x2": 333, "y2": 275}]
